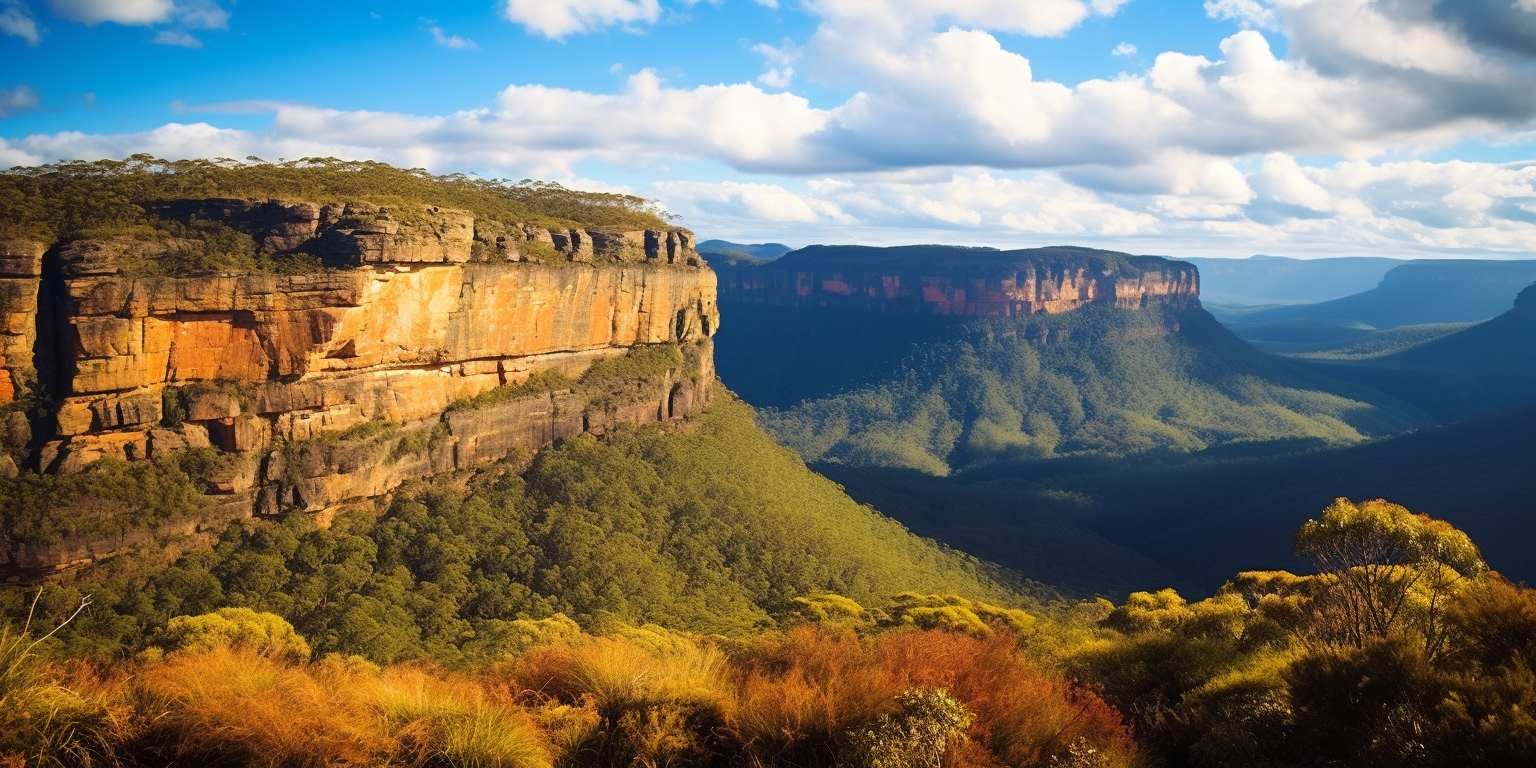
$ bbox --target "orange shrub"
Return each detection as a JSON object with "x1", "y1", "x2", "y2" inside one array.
[
  {"x1": 727, "y1": 626, "x2": 1135, "y2": 768},
  {"x1": 129, "y1": 647, "x2": 389, "y2": 766}
]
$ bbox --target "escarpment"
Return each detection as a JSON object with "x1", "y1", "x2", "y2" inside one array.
[
  {"x1": 0, "y1": 200, "x2": 718, "y2": 577},
  {"x1": 713, "y1": 244, "x2": 1199, "y2": 317}
]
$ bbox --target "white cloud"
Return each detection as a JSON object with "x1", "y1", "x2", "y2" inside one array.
[
  {"x1": 151, "y1": 29, "x2": 199, "y2": 47},
  {"x1": 174, "y1": 0, "x2": 226, "y2": 29},
  {"x1": 753, "y1": 42, "x2": 796, "y2": 89},
  {"x1": 1112, "y1": 41, "x2": 1136, "y2": 56},
  {"x1": 0, "y1": 0, "x2": 39, "y2": 44},
  {"x1": 1204, "y1": 0, "x2": 1276, "y2": 29},
  {"x1": 501, "y1": 0, "x2": 660, "y2": 39},
  {"x1": 658, "y1": 180, "x2": 852, "y2": 224},
  {"x1": 430, "y1": 25, "x2": 477, "y2": 50},
  {"x1": 49, "y1": 0, "x2": 172, "y2": 25},
  {"x1": 0, "y1": 84, "x2": 39, "y2": 117}
]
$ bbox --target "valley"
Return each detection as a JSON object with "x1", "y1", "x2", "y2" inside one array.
[{"x1": 2, "y1": 158, "x2": 1535, "y2": 768}]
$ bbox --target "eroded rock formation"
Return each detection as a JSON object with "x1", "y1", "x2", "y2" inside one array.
[
  {"x1": 0, "y1": 199, "x2": 718, "y2": 575},
  {"x1": 713, "y1": 244, "x2": 1199, "y2": 317}
]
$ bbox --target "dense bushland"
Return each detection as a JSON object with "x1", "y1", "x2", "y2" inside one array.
[
  {"x1": 7, "y1": 498, "x2": 1534, "y2": 767},
  {"x1": 746, "y1": 306, "x2": 1418, "y2": 474},
  {"x1": 2, "y1": 609, "x2": 1133, "y2": 768},
  {"x1": 3, "y1": 396, "x2": 1018, "y2": 662}
]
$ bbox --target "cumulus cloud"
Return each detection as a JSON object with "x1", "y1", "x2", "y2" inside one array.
[
  {"x1": 657, "y1": 180, "x2": 852, "y2": 224},
  {"x1": 1112, "y1": 41, "x2": 1136, "y2": 56},
  {"x1": 0, "y1": 0, "x2": 39, "y2": 44},
  {"x1": 753, "y1": 41, "x2": 796, "y2": 89},
  {"x1": 1204, "y1": 0, "x2": 1276, "y2": 29},
  {"x1": 10, "y1": 0, "x2": 1536, "y2": 257},
  {"x1": 502, "y1": 0, "x2": 660, "y2": 39}
]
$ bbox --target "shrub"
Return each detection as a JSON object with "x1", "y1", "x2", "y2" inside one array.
[
  {"x1": 0, "y1": 597, "x2": 120, "y2": 768},
  {"x1": 162, "y1": 607, "x2": 312, "y2": 662},
  {"x1": 370, "y1": 666, "x2": 551, "y2": 768},
  {"x1": 841, "y1": 687, "x2": 973, "y2": 768},
  {"x1": 509, "y1": 633, "x2": 729, "y2": 720},
  {"x1": 130, "y1": 647, "x2": 388, "y2": 766}
]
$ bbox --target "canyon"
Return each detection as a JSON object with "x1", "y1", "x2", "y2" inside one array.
[{"x1": 0, "y1": 200, "x2": 717, "y2": 577}]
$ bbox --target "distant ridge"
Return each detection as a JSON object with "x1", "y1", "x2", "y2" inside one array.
[
  {"x1": 1184, "y1": 254, "x2": 1403, "y2": 306},
  {"x1": 697, "y1": 239, "x2": 793, "y2": 264}
]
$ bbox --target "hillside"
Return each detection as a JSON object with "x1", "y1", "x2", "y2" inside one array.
[
  {"x1": 824, "y1": 405, "x2": 1536, "y2": 596},
  {"x1": 1295, "y1": 283, "x2": 1536, "y2": 418},
  {"x1": 1224, "y1": 259, "x2": 1536, "y2": 350},
  {"x1": 2, "y1": 158, "x2": 1021, "y2": 661},
  {"x1": 714, "y1": 244, "x2": 1421, "y2": 474},
  {"x1": 1181, "y1": 254, "x2": 1403, "y2": 305},
  {"x1": 7, "y1": 396, "x2": 1021, "y2": 660}
]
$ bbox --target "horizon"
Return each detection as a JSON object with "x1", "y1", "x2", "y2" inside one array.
[{"x1": 2, "y1": 1, "x2": 1535, "y2": 259}]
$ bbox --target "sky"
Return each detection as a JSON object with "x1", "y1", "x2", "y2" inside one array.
[{"x1": 3, "y1": 0, "x2": 1536, "y2": 258}]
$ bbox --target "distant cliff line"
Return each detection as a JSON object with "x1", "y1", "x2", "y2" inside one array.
[{"x1": 711, "y1": 244, "x2": 1200, "y2": 318}]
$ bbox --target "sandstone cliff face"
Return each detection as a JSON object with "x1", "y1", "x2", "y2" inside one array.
[
  {"x1": 2, "y1": 199, "x2": 718, "y2": 575},
  {"x1": 713, "y1": 244, "x2": 1199, "y2": 318}
]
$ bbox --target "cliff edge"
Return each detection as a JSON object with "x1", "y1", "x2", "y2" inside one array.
[
  {"x1": 713, "y1": 244, "x2": 1199, "y2": 317},
  {"x1": 0, "y1": 191, "x2": 718, "y2": 577}
]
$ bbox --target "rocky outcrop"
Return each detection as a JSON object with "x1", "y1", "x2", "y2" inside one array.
[
  {"x1": 2, "y1": 197, "x2": 719, "y2": 576},
  {"x1": 0, "y1": 240, "x2": 42, "y2": 406},
  {"x1": 714, "y1": 244, "x2": 1199, "y2": 318}
]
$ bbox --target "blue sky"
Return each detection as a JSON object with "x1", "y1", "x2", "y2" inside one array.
[{"x1": 3, "y1": 0, "x2": 1536, "y2": 258}]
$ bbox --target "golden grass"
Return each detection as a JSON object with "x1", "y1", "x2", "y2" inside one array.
[{"x1": 5, "y1": 618, "x2": 1133, "y2": 768}]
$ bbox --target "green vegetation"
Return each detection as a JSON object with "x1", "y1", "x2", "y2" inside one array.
[
  {"x1": 821, "y1": 405, "x2": 1536, "y2": 597},
  {"x1": 3, "y1": 396, "x2": 1017, "y2": 663},
  {"x1": 7, "y1": 499, "x2": 1531, "y2": 767},
  {"x1": 1062, "y1": 500, "x2": 1536, "y2": 768},
  {"x1": 1279, "y1": 322, "x2": 1471, "y2": 360},
  {"x1": 753, "y1": 306, "x2": 1417, "y2": 475},
  {"x1": 446, "y1": 342, "x2": 692, "y2": 414},
  {"x1": 0, "y1": 450, "x2": 224, "y2": 552}
]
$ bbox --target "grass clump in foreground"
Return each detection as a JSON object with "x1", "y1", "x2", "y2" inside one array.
[{"x1": 7, "y1": 605, "x2": 1133, "y2": 768}]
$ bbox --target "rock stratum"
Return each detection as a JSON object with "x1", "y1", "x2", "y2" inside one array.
[
  {"x1": 713, "y1": 244, "x2": 1200, "y2": 317},
  {"x1": 0, "y1": 200, "x2": 718, "y2": 576}
]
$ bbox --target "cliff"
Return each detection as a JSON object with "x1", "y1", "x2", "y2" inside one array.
[
  {"x1": 1, "y1": 199, "x2": 718, "y2": 576},
  {"x1": 713, "y1": 244, "x2": 1200, "y2": 317}
]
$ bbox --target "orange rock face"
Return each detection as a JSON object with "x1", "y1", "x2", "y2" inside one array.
[
  {"x1": 8, "y1": 199, "x2": 718, "y2": 522},
  {"x1": 714, "y1": 244, "x2": 1200, "y2": 318}
]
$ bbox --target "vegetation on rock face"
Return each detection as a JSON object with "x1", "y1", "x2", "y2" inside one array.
[
  {"x1": 2, "y1": 396, "x2": 1017, "y2": 662},
  {"x1": 0, "y1": 449, "x2": 226, "y2": 552},
  {"x1": 0, "y1": 155, "x2": 673, "y2": 246}
]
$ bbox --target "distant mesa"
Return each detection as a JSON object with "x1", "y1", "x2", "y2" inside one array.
[{"x1": 714, "y1": 243, "x2": 1200, "y2": 318}]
